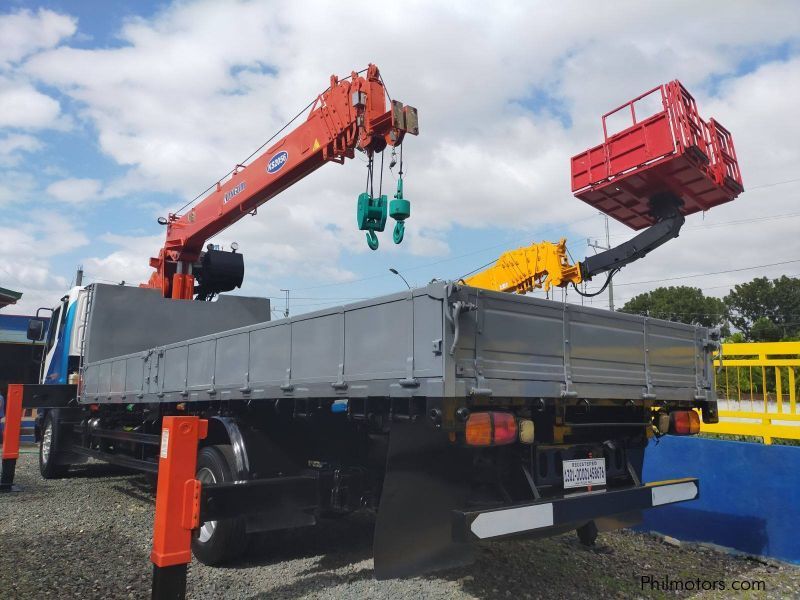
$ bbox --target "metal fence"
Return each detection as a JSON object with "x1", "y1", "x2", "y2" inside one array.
[{"x1": 704, "y1": 342, "x2": 800, "y2": 444}]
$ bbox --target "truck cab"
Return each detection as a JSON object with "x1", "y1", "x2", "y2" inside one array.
[{"x1": 28, "y1": 286, "x2": 87, "y2": 386}]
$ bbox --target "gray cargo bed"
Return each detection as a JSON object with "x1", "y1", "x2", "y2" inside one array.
[{"x1": 80, "y1": 282, "x2": 716, "y2": 404}]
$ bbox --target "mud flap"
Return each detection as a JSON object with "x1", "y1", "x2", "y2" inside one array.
[{"x1": 373, "y1": 419, "x2": 475, "y2": 579}]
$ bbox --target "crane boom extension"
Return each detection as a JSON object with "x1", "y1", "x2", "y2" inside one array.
[
  {"x1": 464, "y1": 195, "x2": 686, "y2": 295},
  {"x1": 144, "y1": 64, "x2": 418, "y2": 300},
  {"x1": 464, "y1": 239, "x2": 581, "y2": 294}
]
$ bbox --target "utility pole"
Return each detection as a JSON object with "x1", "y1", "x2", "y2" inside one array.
[
  {"x1": 587, "y1": 214, "x2": 615, "y2": 311},
  {"x1": 280, "y1": 289, "x2": 290, "y2": 318}
]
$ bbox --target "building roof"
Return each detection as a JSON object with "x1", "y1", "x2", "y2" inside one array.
[{"x1": 0, "y1": 287, "x2": 22, "y2": 310}]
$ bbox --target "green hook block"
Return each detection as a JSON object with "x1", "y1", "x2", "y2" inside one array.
[
  {"x1": 356, "y1": 192, "x2": 387, "y2": 232},
  {"x1": 356, "y1": 192, "x2": 388, "y2": 250},
  {"x1": 389, "y1": 198, "x2": 411, "y2": 221}
]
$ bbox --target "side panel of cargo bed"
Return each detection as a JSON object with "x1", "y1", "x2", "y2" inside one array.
[
  {"x1": 80, "y1": 283, "x2": 715, "y2": 405},
  {"x1": 81, "y1": 290, "x2": 447, "y2": 403},
  {"x1": 449, "y1": 288, "x2": 712, "y2": 402}
]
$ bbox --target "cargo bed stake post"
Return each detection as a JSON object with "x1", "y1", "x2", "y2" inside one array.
[
  {"x1": 150, "y1": 416, "x2": 208, "y2": 600},
  {"x1": 0, "y1": 384, "x2": 23, "y2": 492}
]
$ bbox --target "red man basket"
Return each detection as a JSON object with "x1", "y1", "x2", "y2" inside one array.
[{"x1": 571, "y1": 81, "x2": 743, "y2": 230}]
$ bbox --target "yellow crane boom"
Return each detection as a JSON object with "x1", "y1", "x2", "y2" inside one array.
[
  {"x1": 464, "y1": 238, "x2": 583, "y2": 294},
  {"x1": 462, "y1": 197, "x2": 685, "y2": 297}
]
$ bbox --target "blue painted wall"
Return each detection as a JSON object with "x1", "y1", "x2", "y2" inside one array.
[
  {"x1": 0, "y1": 418, "x2": 35, "y2": 443},
  {"x1": 640, "y1": 436, "x2": 800, "y2": 564},
  {"x1": 0, "y1": 314, "x2": 49, "y2": 344}
]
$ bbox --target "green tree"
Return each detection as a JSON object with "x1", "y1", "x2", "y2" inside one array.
[
  {"x1": 619, "y1": 286, "x2": 728, "y2": 330},
  {"x1": 724, "y1": 276, "x2": 800, "y2": 341}
]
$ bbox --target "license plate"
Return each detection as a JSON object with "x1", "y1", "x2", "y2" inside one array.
[{"x1": 562, "y1": 458, "x2": 606, "y2": 489}]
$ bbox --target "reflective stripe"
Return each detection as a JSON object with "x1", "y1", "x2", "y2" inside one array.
[
  {"x1": 651, "y1": 481, "x2": 698, "y2": 506},
  {"x1": 470, "y1": 503, "x2": 554, "y2": 539}
]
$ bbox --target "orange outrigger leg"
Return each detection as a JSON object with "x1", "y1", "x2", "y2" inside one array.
[
  {"x1": 0, "y1": 383, "x2": 23, "y2": 492},
  {"x1": 150, "y1": 415, "x2": 207, "y2": 600}
]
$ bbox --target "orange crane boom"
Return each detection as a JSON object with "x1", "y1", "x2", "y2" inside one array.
[{"x1": 144, "y1": 64, "x2": 418, "y2": 300}]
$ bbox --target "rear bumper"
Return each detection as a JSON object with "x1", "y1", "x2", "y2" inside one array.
[{"x1": 454, "y1": 478, "x2": 698, "y2": 541}]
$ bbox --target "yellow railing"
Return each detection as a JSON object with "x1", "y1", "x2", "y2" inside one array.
[{"x1": 704, "y1": 341, "x2": 800, "y2": 444}]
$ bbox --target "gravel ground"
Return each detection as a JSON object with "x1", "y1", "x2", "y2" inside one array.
[{"x1": 1, "y1": 451, "x2": 798, "y2": 599}]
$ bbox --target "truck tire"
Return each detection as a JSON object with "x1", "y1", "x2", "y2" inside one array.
[
  {"x1": 191, "y1": 445, "x2": 247, "y2": 565},
  {"x1": 39, "y1": 411, "x2": 69, "y2": 479}
]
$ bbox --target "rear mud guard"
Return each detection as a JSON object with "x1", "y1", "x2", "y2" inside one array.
[{"x1": 373, "y1": 418, "x2": 474, "y2": 579}]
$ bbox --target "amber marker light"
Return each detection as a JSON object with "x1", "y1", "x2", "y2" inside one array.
[{"x1": 669, "y1": 410, "x2": 701, "y2": 435}]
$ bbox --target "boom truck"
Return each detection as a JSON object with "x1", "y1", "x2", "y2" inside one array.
[{"x1": 18, "y1": 74, "x2": 742, "y2": 579}]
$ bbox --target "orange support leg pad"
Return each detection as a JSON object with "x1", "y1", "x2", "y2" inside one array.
[
  {"x1": 0, "y1": 384, "x2": 24, "y2": 492},
  {"x1": 150, "y1": 416, "x2": 207, "y2": 599}
]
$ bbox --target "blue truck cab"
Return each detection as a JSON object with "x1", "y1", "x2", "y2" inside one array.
[{"x1": 35, "y1": 286, "x2": 87, "y2": 386}]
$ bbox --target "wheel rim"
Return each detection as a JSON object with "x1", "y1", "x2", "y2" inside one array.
[
  {"x1": 41, "y1": 422, "x2": 53, "y2": 464},
  {"x1": 196, "y1": 467, "x2": 218, "y2": 543}
]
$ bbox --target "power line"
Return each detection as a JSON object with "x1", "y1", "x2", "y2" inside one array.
[
  {"x1": 574, "y1": 179, "x2": 800, "y2": 241},
  {"x1": 190, "y1": 176, "x2": 800, "y2": 298},
  {"x1": 610, "y1": 258, "x2": 800, "y2": 288},
  {"x1": 586, "y1": 209, "x2": 800, "y2": 243},
  {"x1": 294, "y1": 214, "x2": 600, "y2": 291},
  {"x1": 748, "y1": 177, "x2": 800, "y2": 190},
  {"x1": 455, "y1": 177, "x2": 800, "y2": 289},
  {"x1": 189, "y1": 175, "x2": 800, "y2": 296}
]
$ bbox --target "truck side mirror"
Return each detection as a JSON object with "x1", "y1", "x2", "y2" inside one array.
[{"x1": 27, "y1": 318, "x2": 46, "y2": 342}]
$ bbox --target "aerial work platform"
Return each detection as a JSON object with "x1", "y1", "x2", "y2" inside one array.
[{"x1": 571, "y1": 80, "x2": 743, "y2": 230}]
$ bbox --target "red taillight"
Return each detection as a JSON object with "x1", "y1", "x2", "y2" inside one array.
[
  {"x1": 669, "y1": 410, "x2": 700, "y2": 435},
  {"x1": 465, "y1": 412, "x2": 517, "y2": 446},
  {"x1": 493, "y1": 412, "x2": 517, "y2": 445}
]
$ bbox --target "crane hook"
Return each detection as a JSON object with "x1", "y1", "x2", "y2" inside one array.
[
  {"x1": 393, "y1": 221, "x2": 405, "y2": 244},
  {"x1": 366, "y1": 230, "x2": 380, "y2": 250},
  {"x1": 388, "y1": 177, "x2": 410, "y2": 245}
]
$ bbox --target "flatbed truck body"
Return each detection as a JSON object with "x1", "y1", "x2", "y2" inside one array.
[{"x1": 23, "y1": 282, "x2": 719, "y2": 577}]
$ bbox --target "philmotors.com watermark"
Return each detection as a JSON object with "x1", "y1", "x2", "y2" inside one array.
[{"x1": 640, "y1": 574, "x2": 766, "y2": 592}]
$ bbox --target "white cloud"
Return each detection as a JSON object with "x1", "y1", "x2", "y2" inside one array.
[
  {"x1": 46, "y1": 177, "x2": 103, "y2": 203},
  {"x1": 0, "y1": 133, "x2": 42, "y2": 166},
  {"x1": 0, "y1": 9, "x2": 74, "y2": 132},
  {"x1": 0, "y1": 76, "x2": 62, "y2": 129},
  {"x1": 80, "y1": 232, "x2": 163, "y2": 287},
  {"x1": 0, "y1": 169, "x2": 37, "y2": 204},
  {"x1": 0, "y1": 211, "x2": 88, "y2": 313},
  {"x1": 3, "y1": 0, "x2": 799, "y2": 312},
  {"x1": 0, "y1": 8, "x2": 76, "y2": 67},
  {"x1": 0, "y1": 259, "x2": 70, "y2": 315},
  {"x1": 406, "y1": 229, "x2": 450, "y2": 258},
  {"x1": 702, "y1": 58, "x2": 800, "y2": 187},
  {"x1": 0, "y1": 211, "x2": 89, "y2": 258},
  {"x1": 209, "y1": 198, "x2": 359, "y2": 289}
]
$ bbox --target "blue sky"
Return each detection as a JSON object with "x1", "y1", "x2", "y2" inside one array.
[{"x1": 1, "y1": 1, "x2": 799, "y2": 315}]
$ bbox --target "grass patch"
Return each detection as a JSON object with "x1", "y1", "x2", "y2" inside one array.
[{"x1": 698, "y1": 432, "x2": 800, "y2": 446}]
